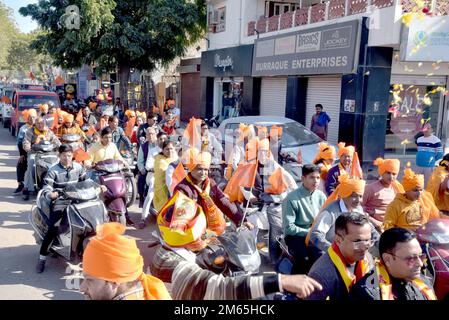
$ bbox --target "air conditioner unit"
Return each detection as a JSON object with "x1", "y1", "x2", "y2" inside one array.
[{"x1": 210, "y1": 10, "x2": 219, "y2": 24}]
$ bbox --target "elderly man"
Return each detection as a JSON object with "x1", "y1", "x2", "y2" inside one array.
[
  {"x1": 325, "y1": 142, "x2": 355, "y2": 196},
  {"x1": 384, "y1": 168, "x2": 440, "y2": 231},
  {"x1": 350, "y1": 227, "x2": 436, "y2": 300},
  {"x1": 308, "y1": 175, "x2": 367, "y2": 256},
  {"x1": 306, "y1": 212, "x2": 374, "y2": 300},
  {"x1": 36, "y1": 144, "x2": 87, "y2": 273},
  {"x1": 80, "y1": 222, "x2": 171, "y2": 300},
  {"x1": 363, "y1": 158, "x2": 404, "y2": 233},
  {"x1": 22, "y1": 117, "x2": 61, "y2": 200}
]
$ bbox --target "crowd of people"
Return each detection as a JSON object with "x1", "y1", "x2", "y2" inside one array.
[{"x1": 10, "y1": 96, "x2": 449, "y2": 301}]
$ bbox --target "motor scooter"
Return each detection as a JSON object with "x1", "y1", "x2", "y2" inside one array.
[
  {"x1": 416, "y1": 218, "x2": 449, "y2": 300},
  {"x1": 94, "y1": 159, "x2": 128, "y2": 225},
  {"x1": 29, "y1": 179, "x2": 109, "y2": 261},
  {"x1": 33, "y1": 140, "x2": 59, "y2": 191}
]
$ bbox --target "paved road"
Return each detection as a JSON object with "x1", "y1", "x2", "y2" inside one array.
[{"x1": 0, "y1": 124, "x2": 159, "y2": 300}]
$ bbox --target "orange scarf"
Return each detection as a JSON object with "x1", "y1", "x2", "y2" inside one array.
[
  {"x1": 186, "y1": 175, "x2": 226, "y2": 236},
  {"x1": 328, "y1": 242, "x2": 370, "y2": 292},
  {"x1": 375, "y1": 261, "x2": 436, "y2": 300}
]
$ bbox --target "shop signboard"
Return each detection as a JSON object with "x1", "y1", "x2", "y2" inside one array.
[
  {"x1": 201, "y1": 45, "x2": 254, "y2": 77},
  {"x1": 400, "y1": 16, "x2": 449, "y2": 62},
  {"x1": 252, "y1": 20, "x2": 360, "y2": 76}
]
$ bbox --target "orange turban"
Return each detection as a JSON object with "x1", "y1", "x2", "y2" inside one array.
[
  {"x1": 89, "y1": 102, "x2": 97, "y2": 110},
  {"x1": 64, "y1": 114, "x2": 74, "y2": 123},
  {"x1": 83, "y1": 223, "x2": 171, "y2": 300},
  {"x1": 338, "y1": 142, "x2": 355, "y2": 158},
  {"x1": 125, "y1": 110, "x2": 136, "y2": 118},
  {"x1": 374, "y1": 158, "x2": 400, "y2": 175},
  {"x1": 182, "y1": 148, "x2": 212, "y2": 171},
  {"x1": 23, "y1": 109, "x2": 37, "y2": 122},
  {"x1": 323, "y1": 175, "x2": 366, "y2": 208},
  {"x1": 40, "y1": 104, "x2": 49, "y2": 113},
  {"x1": 314, "y1": 142, "x2": 336, "y2": 163},
  {"x1": 402, "y1": 168, "x2": 424, "y2": 192}
]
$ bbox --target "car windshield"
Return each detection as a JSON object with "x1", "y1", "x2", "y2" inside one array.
[
  {"x1": 18, "y1": 95, "x2": 60, "y2": 110},
  {"x1": 254, "y1": 122, "x2": 322, "y2": 147}
]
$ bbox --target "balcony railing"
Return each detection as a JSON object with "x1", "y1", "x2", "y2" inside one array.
[{"x1": 247, "y1": 0, "x2": 447, "y2": 36}]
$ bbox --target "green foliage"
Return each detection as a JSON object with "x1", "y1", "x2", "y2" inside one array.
[
  {"x1": 0, "y1": 1, "x2": 20, "y2": 69},
  {"x1": 20, "y1": 0, "x2": 207, "y2": 73}
]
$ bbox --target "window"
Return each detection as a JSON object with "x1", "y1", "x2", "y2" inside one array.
[
  {"x1": 216, "y1": 7, "x2": 226, "y2": 33},
  {"x1": 18, "y1": 95, "x2": 60, "y2": 111}
]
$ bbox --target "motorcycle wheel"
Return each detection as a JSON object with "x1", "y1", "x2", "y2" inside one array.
[{"x1": 125, "y1": 176, "x2": 137, "y2": 208}]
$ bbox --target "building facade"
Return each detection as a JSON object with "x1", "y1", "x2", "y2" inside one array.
[{"x1": 203, "y1": 0, "x2": 449, "y2": 168}]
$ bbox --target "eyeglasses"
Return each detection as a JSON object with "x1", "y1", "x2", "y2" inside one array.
[
  {"x1": 336, "y1": 233, "x2": 374, "y2": 249},
  {"x1": 387, "y1": 252, "x2": 426, "y2": 265}
]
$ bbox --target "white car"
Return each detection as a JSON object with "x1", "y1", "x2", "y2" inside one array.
[
  {"x1": 217, "y1": 116, "x2": 332, "y2": 182},
  {"x1": 1, "y1": 87, "x2": 13, "y2": 129}
]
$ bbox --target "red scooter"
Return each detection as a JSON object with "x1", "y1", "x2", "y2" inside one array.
[
  {"x1": 416, "y1": 218, "x2": 449, "y2": 300},
  {"x1": 94, "y1": 159, "x2": 127, "y2": 225}
]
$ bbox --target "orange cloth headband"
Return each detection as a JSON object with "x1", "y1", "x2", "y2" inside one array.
[
  {"x1": 338, "y1": 142, "x2": 355, "y2": 158},
  {"x1": 402, "y1": 168, "x2": 424, "y2": 192},
  {"x1": 374, "y1": 157, "x2": 400, "y2": 175}
]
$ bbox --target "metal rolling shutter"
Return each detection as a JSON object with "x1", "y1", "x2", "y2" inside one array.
[
  {"x1": 260, "y1": 77, "x2": 287, "y2": 117},
  {"x1": 306, "y1": 76, "x2": 342, "y2": 145}
]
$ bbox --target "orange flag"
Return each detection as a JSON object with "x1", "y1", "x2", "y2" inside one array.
[
  {"x1": 170, "y1": 162, "x2": 187, "y2": 194},
  {"x1": 86, "y1": 125, "x2": 96, "y2": 135},
  {"x1": 224, "y1": 162, "x2": 258, "y2": 203},
  {"x1": 265, "y1": 167, "x2": 289, "y2": 195},
  {"x1": 183, "y1": 117, "x2": 202, "y2": 149},
  {"x1": 73, "y1": 148, "x2": 90, "y2": 163},
  {"x1": 351, "y1": 151, "x2": 364, "y2": 179},
  {"x1": 76, "y1": 109, "x2": 84, "y2": 126},
  {"x1": 125, "y1": 117, "x2": 136, "y2": 138}
]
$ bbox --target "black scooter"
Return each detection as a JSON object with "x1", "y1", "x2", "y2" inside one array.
[{"x1": 29, "y1": 180, "x2": 109, "y2": 262}]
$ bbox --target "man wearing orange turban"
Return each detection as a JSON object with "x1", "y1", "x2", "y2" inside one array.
[
  {"x1": 325, "y1": 142, "x2": 355, "y2": 196},
  {"x1": 308, "y1": 175, "x2": 379, "y2": 263},
  {"x1": 39, "y1": 103, "x2": 49, "y2": 117},
  {"x1": 56, "y1": 112, "x2": 86, "y2": 142},
  {"x1": 15, "y1": 109, "x2": 38, "y2": 194},
  {"x1": 170, "y1": 149, "x2": 245, "y2": 242},
  {"x1": 81, "y1": 222, "x2": 171, "y2": 300},
  {"x1": 384, "y1": 168, "x2": 440, "y2": 231},
  {"x1": 313, "y1": 142, "x2": 336, "y2": 192},
  {"x1": 427, "y1": 154, "x2": 449, "y2": 214},
  {"x1": 362, "y1": 158, "x2": 404, "y2": 232}
]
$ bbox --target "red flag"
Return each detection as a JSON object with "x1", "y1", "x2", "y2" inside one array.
[
  {"x1": 224, "y1": 162, "x2": 258, "y2": 203},
  {"x1": 170, "y1": 163, "x2": 187, "y2": 194},
  {"x1": 351, "y1": 151, "x2": 363, "y2": 179}
]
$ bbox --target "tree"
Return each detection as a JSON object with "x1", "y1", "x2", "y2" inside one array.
[
  {"x1": 0, "y1": 1, "x2": 20, "y2": 70},
  {"x1": 20, "y1": 0, "x2": 207, "y2": 105},
  {"x1": 6, "y1": 32, "x2": 52, "y2": 76}
]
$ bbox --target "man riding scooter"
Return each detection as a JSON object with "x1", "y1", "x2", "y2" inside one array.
[
  {"x1": 35, "y1": 144, "x2": 88, "y2": 273},
  {"x1": 22, "y1": 117, "x2": 61, "y2": 201},
  {"x1": 85, "y1": 127, "x2": 133, "y2": 225}
]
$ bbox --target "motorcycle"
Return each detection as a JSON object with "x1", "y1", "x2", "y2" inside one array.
[
  {"x1": 121, "y1": 150, "x2": 138, "y2": 208},
  {"x1": 94, "y1": 159, "x2": 129, "y2": 225},
  {"x1": 416, "y1": 218, "x2": 449, "y2": 300},
  {"x1": 32, "y1": 140, "x2": 59, "y2": 191},
  {"x1": 29, "y1": 179, "x2": 109, "y2": 262}
]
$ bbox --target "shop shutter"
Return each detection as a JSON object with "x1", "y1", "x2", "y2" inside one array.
[
  {"x1": 260, "y1": 77, "x2": 287, "y2": 117},
  {"x1": 306, "y1": 76, "x2": 342, "y2": 146}
]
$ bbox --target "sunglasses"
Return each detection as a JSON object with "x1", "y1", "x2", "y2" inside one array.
[{"x1": 387, "y1": 252, "x2": 426, "y2": 265}]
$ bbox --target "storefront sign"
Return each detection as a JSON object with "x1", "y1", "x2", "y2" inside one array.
[
  {"x1": 252, "y1": 20, "x2": 359, "y2": 76},
  {"x1": 201, "y1": 45, "x2": 253, "y2": 77},
  {"x1": 400, "y1": 16, "x2": 449, "y2": 62}
]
